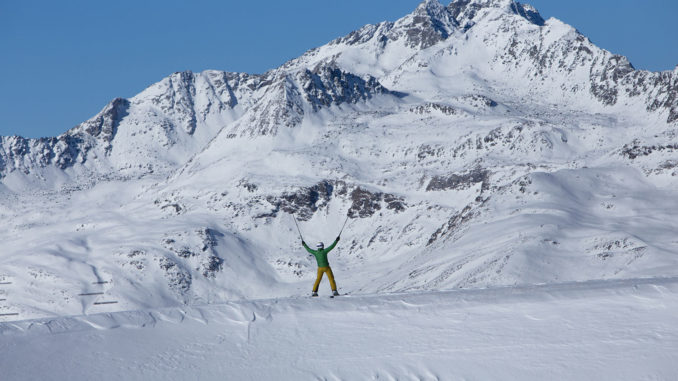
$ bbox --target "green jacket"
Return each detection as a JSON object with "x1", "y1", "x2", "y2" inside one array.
[{"x1": 303, "y1": 238, "x2": 339, "y2": 268}]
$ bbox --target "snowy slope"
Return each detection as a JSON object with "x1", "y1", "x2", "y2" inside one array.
[
  {"x1": 1, "y1": 277, "x2": 677, "y2": 380},
  {"x1": 1, "y1": 0, "x2": 678, "y2": 325}
]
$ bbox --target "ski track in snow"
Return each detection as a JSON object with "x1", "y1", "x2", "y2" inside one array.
[{"x1": 1, "y1": 277, "x2": 677, "y2": 380}]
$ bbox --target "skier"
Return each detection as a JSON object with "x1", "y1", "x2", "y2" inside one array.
[{"x1": 302, "y1": 236, "x2": 341, "y2": 297}]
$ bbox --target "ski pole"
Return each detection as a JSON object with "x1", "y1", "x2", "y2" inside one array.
[
  {"x1": 338, "y1": 214, "x2": 350, "y2": 237},
  {"x1": 292, "y1": 214, "x2": 304, "y2": 241}
]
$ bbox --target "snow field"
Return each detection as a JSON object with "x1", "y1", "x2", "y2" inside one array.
[{"x1": 1, "y1": 277, "x2": 677, "y2": 380}]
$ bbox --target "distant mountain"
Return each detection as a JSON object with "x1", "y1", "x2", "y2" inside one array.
[{"x1": 1, "y1": 0, "x2": 677, "y2": 321}]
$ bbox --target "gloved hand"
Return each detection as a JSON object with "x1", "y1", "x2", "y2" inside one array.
[
  {"x1": 302, "y1": 240, "x2": 306, "y2": 246},
  {"x1": 336, "y1": 236, "x2": 340, "y2": 241}
]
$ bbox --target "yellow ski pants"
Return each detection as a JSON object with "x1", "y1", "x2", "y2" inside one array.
[{"x1": 313, "y1": 267, "x2": 337, "y2": 292}]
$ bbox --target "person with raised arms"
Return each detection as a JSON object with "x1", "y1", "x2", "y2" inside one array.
[{"x1": 302, "y1": 237, "x2": 341, "y2": 297}]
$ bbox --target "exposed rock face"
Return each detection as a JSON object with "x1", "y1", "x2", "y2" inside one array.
[
  {"x1": 426, "y1": 205, "x2": 476, "y2": 246},
  {"x1": 260, "y1": 181, "x2": 406, "y2": 222},
  {"x1": 240, "y1": 75, "x2": 305, "y2": 136},
  {"x1": 348, "y1": 187, "x2": 406, "y2": 218},
  {"x1": 0, "y1": 103, "x2": 110, "y2": 175},
  {"x1": 426, "y1": 168, "x2": 490, "y2": 192},
  {"x1": 621, "y1": 141, "x2": 678, "y2": 160},
  {"x1": 329, "y1": 0, "x2": 457, "y2": 49},
  {"x1": 399, "y1": 0, "x2": 458, "y2": 49},
  {"x1": 588, "y1": 55, "x2": 636, "y2": 106},
  {"x1": 80, "y1": 98, "x2": 130, "y2": 148},
  {"x1": 161, "y1": 228, "x2": 224, "y2": 283},
  {"x1": 410, "y1": 103, "x2": 459, "y2": 115},
  {"x1": 448, "y1": 0, "x2": 544, "y2": 30},
  {"x1": 266, "y1": 181, "x2": 339, "y2": 221},
  {"x1": 300, "y1": 65, "x2": 392, "y2": 112},
  {"x1": 233, "y1": 64, "x2": 398, "y2": 137},
  {"x1": 157, "y1": 257, "x2": 192, "y2": 295}
]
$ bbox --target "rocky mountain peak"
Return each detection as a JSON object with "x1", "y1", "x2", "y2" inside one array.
[
  {"x1": 394, "y1": 0, "x2": 458, "y2": 49},
  {"x1": 507, "y1": 2, "x2": 545, "y2": 25},
  {"x1": 448, "y1": 0, "x2": 545, "y2": 30},
  {"x1": 77, "y1": 97, "x2": 130, "y2": 146},
  {"x1": 232, "y1": 64, "x2": 398, "y2": 137},
  {"x1": 413, "y1": 0, "x2": 452, "y2": 16}
]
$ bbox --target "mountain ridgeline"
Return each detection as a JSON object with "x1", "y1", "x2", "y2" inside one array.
[
  {"x1": 1, "y1": 0, "x2": 678, "y2": 320},
  {"x1": 0, "y1": 0, "x2": 675, "y2": 181}
]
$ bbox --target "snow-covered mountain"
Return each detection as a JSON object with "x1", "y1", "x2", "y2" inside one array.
[{"x1": 1, "y1": 0, "x2": 678, "y2": 321}]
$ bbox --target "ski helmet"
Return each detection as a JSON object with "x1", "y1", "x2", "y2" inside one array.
[{"x1": 316, "y1": 242, "x2": 324, "y2": 249}]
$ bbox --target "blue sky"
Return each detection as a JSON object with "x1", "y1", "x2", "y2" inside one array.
[{"x1": 1, "y1": 0, "x2": 676, "y2": 139}]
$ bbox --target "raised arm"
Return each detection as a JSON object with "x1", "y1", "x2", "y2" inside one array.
[
  {"x1": 302, "y1": 241, "x2": 317, "y2": 255},
  {"x1": 325, "y1": 236, "x2": 340, "y2": 253}
]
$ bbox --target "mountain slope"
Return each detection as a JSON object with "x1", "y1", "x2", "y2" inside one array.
[{"x1": 1, "y1": 0, "x2": 677, "y2": 321}]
